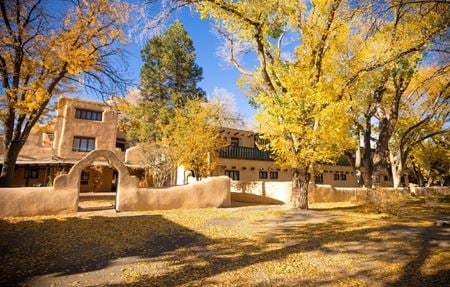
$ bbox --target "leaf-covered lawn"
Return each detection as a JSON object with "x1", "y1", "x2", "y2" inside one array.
[{"x1": 0, "y1": 196, "x2": 449, "y2": 287}]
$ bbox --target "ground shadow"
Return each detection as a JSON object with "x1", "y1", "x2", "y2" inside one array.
[
  {"x1": 0, "y1": 215, "x2": 209, "y2": 286},
  {"x1": 1, "y1": 203, "x2": 449, "y2": 287}
]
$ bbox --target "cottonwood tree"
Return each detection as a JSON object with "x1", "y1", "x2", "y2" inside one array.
[
  {"x1": 0, "y1": 0, "x2": 130, "y2": 186},
  {"x1": 388, "y1": 65, "x2": 449, "y2": 187},
  {"x1": 408, "y1": 138, "x2": 450, "y2": 186},
  {"x1": 161, "y1": 100, "x2": 232, "y2": 179},
  {"x1": 343, "y1": 2, "x2": 449, "y2": 187},
  {"x1": 169, "y1": 0, "x2": 449, "y2": 208}
]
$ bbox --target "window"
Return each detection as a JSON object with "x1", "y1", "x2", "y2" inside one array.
[
  {"x1": 340, "y1": 173, "x2": 347, "y2": 181},
  {"x1": 334, "y1": 173, "x2": 340, "y2": 180},
  {"x1": 24, "y1": 168, "x2": 39, "y2": 179},
  {"x1": 46, "y1": 133, "x2": 54, "y2": 141},
  {"x1": 75, "y1": 108, "x2": 102, "y2": 121},
  {"x1": 230, "y1": 137, "x2": 239, "y2": 147},
  {"x1": 259, "y1": 171, "x2": 268, "y2": 179},
  {"x1": 73, "y1": 137, "x2": 95, "y2": 152},
  {"x1": 270, "y1": 171, "x2": 278, "y2": 179},
  {"x1": 80, "y1": 171, "x2": 89, "y2": 185},
  {"x1": 225, "y1": 170, "x2": 240, "y2": 181},
  {"x1": 384, "y1": 175, "x2": 389, "y2": 181},
  {"x1": 315, "y1": 174, "x2": 323, "y2": 184}
]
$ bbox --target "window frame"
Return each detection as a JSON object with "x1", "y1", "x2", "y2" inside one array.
[
  {"x1": 80, "y1": 171, "x2": 89, "y2": 185},
  {"x1": 225, "y1": 170, "x2": 240, "y2": 181},
  {"x1": 230, "y1": 137, "x2": 240, "y2": 147},
  {"x1": 72, "y1": 136, "x2": 96, "y2": 152},
  {"x1": 315, "y1": 173, "x2": 324, "y2": 184},
  {"x1": 259, "y1": 171, "x2": 268, "y2": 179},
  {"x1": 269, "y1": 171, "x2": 278, "y2": 179},
  {"x1": 24, "y1": 168, "x2": 39, "y2": 179},
  {"x1": 340, "y1": 173, "x2": 347, "y2": 181},
  {"x1": 75, "y1": 108, "x2": 103, "y2": 121},
  {"x1": 334, "y1": 173, "x2": 340, "y2": 180}
]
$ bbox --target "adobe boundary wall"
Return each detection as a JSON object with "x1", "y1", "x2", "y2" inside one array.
[
  {"x1": 118, "y1": 176, "x2": 231, "y2": 212},
  {"x1": 231, "y1": 180, "x2": 450, "y2": 204},
  {"x1": 0, "y1": 187, "x2": 77, "y2": 217},
  {"x1": 0, "y1": 176, "x2": 231, "y2": 217},
  {"x1": 0, "y1": 150, "x2": 231, "y2": 217}
]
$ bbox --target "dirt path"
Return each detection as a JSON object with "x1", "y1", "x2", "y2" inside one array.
[{"x1": 1, "y1": 197, "x2": 449, "y2": 287}]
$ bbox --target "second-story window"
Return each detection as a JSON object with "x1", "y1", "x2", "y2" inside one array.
[
  {"x1": 230, "y1": 137, "x2": 239, "y2": 147},
  {"x1": 225, "y1": 170, "x2": 240, "y2": 181},
  {"x1": 73, "y1": 137, "x2": 95, "y2": 152},
  {"x1": 75, "y1": 108, "x2": 103, "y2": 121},
  {"x1": 259, "y1": 171, "x2": 268, "y2": 179},
  {"x1": 270, "y1": 171, "x2": 278, "y2": 179}
]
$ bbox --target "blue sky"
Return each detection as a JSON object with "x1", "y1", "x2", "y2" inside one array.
[{"x1": 120, "y1": 6, "x2": 257, "y2": 125}]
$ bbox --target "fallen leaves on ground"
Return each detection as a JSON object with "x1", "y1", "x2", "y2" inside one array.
[{"x1": 0, "y1": 196, "x2": 449, "y2": 286}]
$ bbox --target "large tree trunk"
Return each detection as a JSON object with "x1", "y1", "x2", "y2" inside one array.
[
  {"x1": 291, "y1": 168, "x2": 310, "y2": 209},
  {"x1": 363, "y1": 115, "x2": 373, "y2": 188},
  {"x1": 0, "y1": 142, "x2": 23, "y2": 187},
  {"x1": 389, "y1": 150, "x2": 403, "y2": 188}
]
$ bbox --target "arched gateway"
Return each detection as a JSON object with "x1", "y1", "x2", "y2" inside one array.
[{"x1": 53, "y1": 150, "x2": 139, "y2": 212}]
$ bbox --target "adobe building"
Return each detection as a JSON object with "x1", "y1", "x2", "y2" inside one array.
[
  {"x1": 1, "y1": 97, "x2": 394, "y2": 190},
  {"x1": 0, "y1": 97, "x2": 129, "y2": 191},
  {"x1": 210, "y1": 127, "x2": 394, "y2": 187}
]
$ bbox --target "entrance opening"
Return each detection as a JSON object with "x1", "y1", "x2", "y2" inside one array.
[{"x1": 78, "y1": 164, "x2": 118, "y2": 212}]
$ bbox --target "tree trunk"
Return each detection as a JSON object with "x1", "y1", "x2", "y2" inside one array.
[
  {"x1": 0, "y1": 142, "x2": 23, "y2": 187},
  {"x1": 389, "y1": 150, "x2": 403, "y2": 188},
  {"x1": 363, "y1": 115, "x2": 373, "y2": 187},
  {"x1": 291, "y1": 168, "x2": 310, "y2": 209}
]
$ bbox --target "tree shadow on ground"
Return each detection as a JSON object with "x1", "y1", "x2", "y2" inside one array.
[
  {"x1": 0, "y1": 215, "x2": 209, "y2": 286},
  {"x1": 107, "y1": 212, "x2": 447, "y2": 286},
  {"x1": 0, "y1": 205, "x2": 449, "y2": 287}
]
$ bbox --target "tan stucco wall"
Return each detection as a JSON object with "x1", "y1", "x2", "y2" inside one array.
[
  {"x1": 124, "y1": 146, "x2": 146, "y2": 166},
  {"x1": 230, "y1": 180, "x2": 293, "y2": 203},
  {"x1": 213, "y1": 158, "x2": 393, "y2": 187},
  {"x1": 118, "y1": 176, "x2": 231, "y2": 211},
  {"x1": 15, "y1": 131, "x2": 54, "y2": 160},
  {"x1": 411, "y1": 186, "x2": 450, "y2": 196},
  {"x1": 54, "y1": 97, "x2": 118, "y2": 160},
  {"x1": 231, "y1": 181, "x2": 369, "y2": 204},
  {"x1": 0, "y1": 187, "x2": 77, "y2": 217},
  {"x1": 309, "y1": 185, "x2": 368, "y2": 203},
  {"x1": 220, "y1": 127, "x2": 256, "y2": 148},
  {"x1": 213, "y1": 158, "x2": 291, "y2": 181}
]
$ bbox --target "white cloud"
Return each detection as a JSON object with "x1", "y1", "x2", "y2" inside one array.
[{"x1": 210, "y1": 87, "x2": 238, "y2": 115}]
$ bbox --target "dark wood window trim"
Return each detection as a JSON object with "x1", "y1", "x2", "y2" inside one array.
[
  {"x1": 315, "y1": 174, "x2": 323, "y2": 184},
  {"x1": 75, "y1": 108, "x2": 103, "y2": 121},
  {"x1": 24, "y1": 168, "x2": 39, "y2": 179},
  {"x1": 225, "y1": 170, "x2": 240, "y2": 181},
  {"x1": 72, "y1": 137, "x2": 96, "y2": 152},
  {"x1": 259, "y1": 171, "x2": 268, "y2": 179},
  {"x1": 334, "y1": 173, "x2": 340, "y2": 180},
  {"x1": 230, "y1": 137, "x2": 240, "y2": 147},
  {"x1": 80, "y1": 171, "x2": 89, "y2": 185}
]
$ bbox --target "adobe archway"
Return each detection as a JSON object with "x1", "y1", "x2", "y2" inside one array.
[{"x1": 53, "y1": 150, "x2": 139, "y2": 212}]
